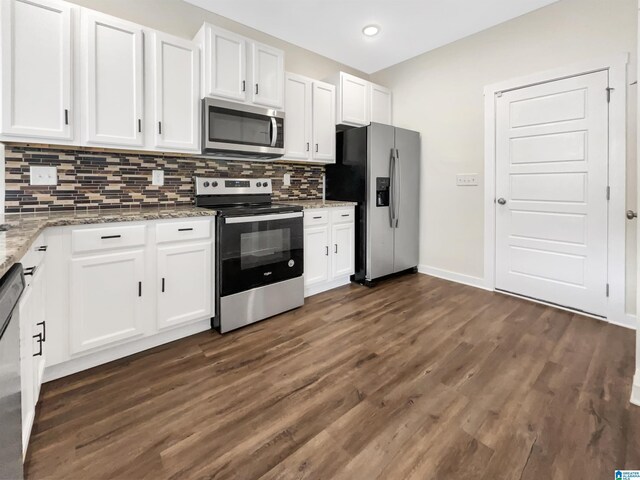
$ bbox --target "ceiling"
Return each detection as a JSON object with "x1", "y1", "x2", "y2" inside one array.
[{"x1": 184, "y1": 0, "x2": 560, "y2": 74}]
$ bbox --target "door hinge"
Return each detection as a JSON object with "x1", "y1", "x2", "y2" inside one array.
[
  {"x1": 606, "y1": 186, "x2": 610, "y2": 200},
  {"x1": 606, "y1": 283, "x2": 610, "y2": 297},
  {"x1": 606, "y1": 87, "x2": 614, "y2": 103}
]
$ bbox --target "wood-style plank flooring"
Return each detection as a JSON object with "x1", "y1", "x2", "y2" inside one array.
[{"x1": 25, "y1": 273, "x2": 640, "y2": 479}]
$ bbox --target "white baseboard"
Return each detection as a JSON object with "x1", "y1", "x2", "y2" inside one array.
[
  {"x1": 607, "y1": 313, "x2": 637, "y2": 331},
  {"x1": 417, "y1": 264, "x2": 490, "y2": 291},
  {"x1": 44, "y1": 319, "x2": 211, "y2": 382},
  {"x1": 304, "y1": 276, "x2": 351, "y2": 298},
  {"x1": 631, "y1": 369, "x2": 640, "y2": 407}
]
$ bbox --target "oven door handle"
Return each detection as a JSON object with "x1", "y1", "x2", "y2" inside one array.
[
  {"x1": 270, "y1": 117, "x2": 278, "y2": 147},
  {"x1": 224, "y1": 211, "x2": 303, "y2": 224}
]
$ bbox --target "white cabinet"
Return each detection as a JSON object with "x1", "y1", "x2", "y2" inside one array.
[
  {"x1": 284, "y1": 73, "x2": 335, "y2": 163},
  {"x1": 251, "y1": 41, "x2": 285, "y2": 108},
  {"x1": 303, "y1": 207, "x2": 355, "y2": 296},
  {"x1": 150, "y1": 32, "x2": 200, "y2": 152},
  {"x1": 69, "y1": 248, "x2": 146, "y2": 353},
  {"x1": 19, "y1": 283, "x2": 35, "y2": 456},
  {"x1": 326, "y1": 71, "x2": 392, "y2": 126},
  {"x1": 0, "y1": 0, "x2": 74, "y2": 140},
  {"x1": 82, "y1": 10, "x2": 144, "y2": 147}
]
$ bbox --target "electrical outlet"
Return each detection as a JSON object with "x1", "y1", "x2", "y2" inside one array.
[
  {"x1": 30, "y1": 166, "x2": 57, "y2": 186},
  {"x1": 152, "y1": 170, "x2": 164, "y2": 186},
  {"x1": 283, "y1": 173, "x2": 291, "y2": 186},
  {"x1": 456, "y1": 174, "x2": 479, "y2": 187}
]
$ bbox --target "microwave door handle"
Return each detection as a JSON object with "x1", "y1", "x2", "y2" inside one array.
[{"x1": 270, "y1": 117, "x2": 278, "y2": 147}]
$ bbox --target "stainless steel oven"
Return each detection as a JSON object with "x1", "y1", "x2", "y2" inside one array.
[{"x1": 202, "y1": 98, "x2": 285, "y2": 160}]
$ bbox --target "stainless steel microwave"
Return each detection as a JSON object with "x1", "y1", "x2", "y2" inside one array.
[{"x1": 202, "y1": 98, "x2": 285, "y2": 160}]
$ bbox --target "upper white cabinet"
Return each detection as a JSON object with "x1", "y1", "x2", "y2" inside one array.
[
  {"x1": 0, "y1": 0, "x2": 74, "y2": 140},
  {"x1": 82, "y1": 10, "x2": 144, "y2": 147},
  {"x1": 284, "y1": 73, "x2": 335, "y2": 163},
  {"x1": 150, "y1": 32, "x2": 200, "y2": 152},
  {"x1": 326, "y1": 71, "x2": 392, "y2": 126},
  {"x1": 196, "y1": 23, "x2": 285, "y2": 109}
]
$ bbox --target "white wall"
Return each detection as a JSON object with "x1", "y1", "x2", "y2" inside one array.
[
  {"x1": 371, "y1": 0, "x2": 638, "y2": 315},
  {"x1": 66, "y1": 0, "x2": 367, "y2": 81}
]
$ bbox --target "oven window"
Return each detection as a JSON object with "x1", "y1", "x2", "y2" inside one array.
[
  {"x1": 209, "y1": 107, "x2": 272, "y2": 146},
  {"x1": 240, "y1": 228, "x2": 290, "y2": 270}
]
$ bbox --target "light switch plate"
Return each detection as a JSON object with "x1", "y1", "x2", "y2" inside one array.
[
  {"x1": 30, "y1": 166, "x2": 57, "y2": 186},
  {"x1": 152, "y1": 170, "x2": 164, "y2": 186},
  {"x1": 456, "y1": 174, "x2": 479, "y2": 186},
  {"x1": 283, "y1": 173, "x2": 291, "y2": 186}
]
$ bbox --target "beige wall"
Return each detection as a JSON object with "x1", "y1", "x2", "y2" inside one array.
[
  {"x1": 371, "y1": 0, "x2": 638, "y2": 315},
  {"x1": 66, "y1": 0, "x2": 367, "y2": 80}
]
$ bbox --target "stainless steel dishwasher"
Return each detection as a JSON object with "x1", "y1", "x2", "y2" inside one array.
[{"x1": 0, "y1": 264, "x2": 25, "y2": 480}]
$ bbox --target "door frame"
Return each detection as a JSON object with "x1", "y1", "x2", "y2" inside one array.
[{"x1": 483, "y1": 53, "x2": 629, "y2": 325}]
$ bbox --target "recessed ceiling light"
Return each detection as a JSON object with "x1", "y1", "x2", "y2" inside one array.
[{"x1": 362, "y1": 25, "x2": 380, "y2": 37}]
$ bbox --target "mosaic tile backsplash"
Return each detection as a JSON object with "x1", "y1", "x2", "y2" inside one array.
[{"x1": 4, "y1": 145, "x2": 325, "y2": 213}]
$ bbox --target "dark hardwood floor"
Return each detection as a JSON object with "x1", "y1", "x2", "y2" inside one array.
[{"x1": 25, "y1": 273, "x2": 640, "y2": 479}]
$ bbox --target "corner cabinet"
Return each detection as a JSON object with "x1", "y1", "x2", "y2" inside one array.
[
  {"x1": 325, "y1": 71, "x2": 392, "y2": 126},
  {"x1": 303, "y1": 207, "x2": 355, "y2": 297},
  {"x1": 284, "y1": 73, "x2": 336, "y2": 163},
  {"x1": 0, "y1": 0, "x2": 74, "y2": 140}
]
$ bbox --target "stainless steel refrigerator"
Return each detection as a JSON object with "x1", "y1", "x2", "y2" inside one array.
[{"x1": 326, "y1": 123, "x2": 420, "y2": 285}]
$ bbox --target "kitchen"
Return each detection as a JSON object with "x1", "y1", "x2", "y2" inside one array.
[{"x1": 0, "y1": 0, "x2": 639, "y2": 478}]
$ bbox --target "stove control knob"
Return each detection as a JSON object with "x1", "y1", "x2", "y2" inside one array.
[
  {"x1": 262, "y1": 182, "x2": 269, "y2": 187},
  {"x1": 256, "y1": 182, "x2": 261, "y2": 187},
  {"x1": 203, "y1": 181, "x2": 210, "y2": 187},
  {"x1": 211, "y1": 181, "x2": 218, "y2": 187}
]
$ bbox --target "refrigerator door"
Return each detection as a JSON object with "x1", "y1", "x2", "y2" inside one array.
[
  {"x1": 366, "y1": 123, "x2": 396, "y2": 280},
  {"x1": 393, "y1": 127, "x2": 420, "y2": 273}
]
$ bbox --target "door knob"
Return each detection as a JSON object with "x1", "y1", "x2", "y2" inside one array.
[
  {"x1": 497, "y1": 198, "x2": 506, "y2": 205},
  {"x1": 627, "y1": 210, "x2": 637, "y2": 220}
]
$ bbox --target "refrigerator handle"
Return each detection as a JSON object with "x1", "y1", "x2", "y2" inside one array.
[
  {"x1": 389, "y1": 149, "x2": 396, "y2": 228},
  {"x1": 395, "y1": 148, "x2": 400, "y2": 227}
]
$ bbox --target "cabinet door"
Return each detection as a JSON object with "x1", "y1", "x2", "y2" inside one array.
[
  {"x1": 304, "y1": 225, "x2": 330, "y2": 287},
  {"x1": 30, "y1": 262, "x2": 47, "y2": 400},
  {"x1": 19, "y1": 284, "x2": 35, "y2": 456},
  {"x1": 69, "y1": 250, "x2": 145, "y2": 354},
  {"x1": 1, "y1": 0, "x2": 72, "y2": 139},
  {"x1": 312, "y1": 82, "x2": 336, "y2": 163},
  {"x1": 251, "y1": 41, "x2": 284, "y2": 108},
  {"x1": 284, "y1": 74, "x2": 311, "y2": 161},
  {"x1": 370, "y1": 83, "x2": 392, "y2": 125},
  {"x1": 157, "y1": 242, "x2": 212, "y2": 330},
  {"x1": 331, "y1": 222, "x2": 355, "y2": 278},
  {"x1": 339, "y1": 73, "x2": 369, "y2": 126},
  {"x1": 204, "y1": 25, "x2": 246, "y2": 101},
  {"x1": 83, "y1": 12, "x2": 144, "y2": 147},
  {"x1": 152, "y1": 32, "x2": 200, "y2": 152}
]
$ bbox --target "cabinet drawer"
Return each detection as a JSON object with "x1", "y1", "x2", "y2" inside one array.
[
  {"x1": 331, "y1": 208, "x2": 354, "y2": 224},
  {"x1": 71, "y1": 225, "x2": 146, "y2": 254},
  {"x1": 304, "y1": 210, "x2": 328, "y2": 226},
  {"x1": 156, "y1": 219, "x2": 211, "y2": 243}
]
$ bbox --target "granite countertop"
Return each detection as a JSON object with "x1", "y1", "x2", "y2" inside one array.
[
  {"x1": 279, "y1": 199, "x2": 358, "y2": 209},
  {"x1": 0, "y1": 206, "x2": 217, "y2": 278}
]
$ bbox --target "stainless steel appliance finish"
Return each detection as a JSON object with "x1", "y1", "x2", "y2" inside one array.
[
  {"x1": 0, "y1": 264, "x2": 26, "y2": 480},
  {"x1": 194, "y1": 177, "x2": 304, "y2": 333},
  {"x1": 326, "y1": 123, "x2": 420, "y2": 284},
  {"x1": 219, "y1": 276, "x2": 304, "y2": 333},
  {"x1": 202, "y1": 98, "x2": 285, "y2": 160}
]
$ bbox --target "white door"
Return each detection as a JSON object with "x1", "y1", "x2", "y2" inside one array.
[
  {"x1": 83, "y1": 11, "x2": 144, "y2": 147},
  {"x1": 312, "y1": 82, "x2": 336, "y2": 163},
  {"x1": 69, "y1": 249, "x2": 145, "y2": 353},
  {"x1": 152, "y1": 32, "x2": 200, "y2": 152},
  {"x1": 30, "y1": 262, "x2": 47, "y2": 399},
  {"x1": 157, "y1": 242, "x2": 212, "y2": 330},
  {"x1": 370, "y1": 83, "x2": 392, "y2": 125},
  {"x1": 304, "y1": 225, "x2": 330, "y2": 287},
  {"x1": 18, "y1": 283, "x2": 35, "y2": 455},
  {"x1": 1, "y1": 0, "x2": 73, "y2": 139},
  {"x1": 284, "y1": 74, "x2": 312, "y2": 161},
  {"x1": 495, "y1": 70, "x2": 609, "y2": 316},
  {"x1": 204, "y1": 25, "x2": 246, "y2": 101},
  {"x1": 331, "y1": 222, "x2": 355, "y2": 278},
  {"x1": 251, "y1": 42, "x2": 284, "y2": 108},
  {"x1": 339, "y1": 73, "x2": 369, "y2": 126}
]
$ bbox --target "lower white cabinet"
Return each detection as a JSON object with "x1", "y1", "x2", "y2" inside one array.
[{"x1": 303, "y1": 206, "x2": 355, "y2": 296}]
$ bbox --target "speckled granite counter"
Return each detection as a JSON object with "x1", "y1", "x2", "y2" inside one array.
[
  {"x1": 280, "y1": 199, "x2": 357, "y2": 209},
  {"x1": 0, "y1": 206, "x2": 217, "y2": 278}
]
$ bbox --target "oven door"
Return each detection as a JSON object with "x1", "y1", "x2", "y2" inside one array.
[
  {"x1": 219, "y1": 211, "x2": 303, "y2": 297},
  {"x1": 203, "y1": 98, "x2": 284, "y2": 157}
]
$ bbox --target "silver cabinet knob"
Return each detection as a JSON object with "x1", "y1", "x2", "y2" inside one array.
[
  {"x1": 497, "y1": 198, "x2": 506, "y2": 205},
  {"x1": 627, "y1": 210, "x2": 637, "y2": 220}
]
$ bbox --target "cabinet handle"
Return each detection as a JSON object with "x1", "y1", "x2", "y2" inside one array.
[
  {"x1": 313, "y1": 216, "x2": 322, "y2": 219},
  {"x1": 161, "y1": 278, "x2": 165, "y2": 293},
  {"x1": 178, "y1": 228, "x2": 193, "y2": 232},
  {"x1": 315, "y1": 144, "x2": 319, "y2": 153},
  {"x1": 341, "y1": 214, "x2": 350, "y2": 217},
  {"x1": 138, "y1": 281, "x2": 142, "y2": 297},
  {"x1": 33, "y1": 334, "x2": 43, "y2": 357},
  {"x1": 158, "y1": 122, "x2": 162, "y2": 135},
  {"x1": 64, "y1": 109, "x2": 69, "y2": 125},
  {"x1": 255, "y1": 83, "x2": 259, "y2": 95},
  {"x1": 37, "y1": 321, "x2": 46, "y2": 342},
  {"x1": 24, "y1": 266, "x2": 36, "y2": 276},
  {"x1": 138, "y1": 119, "x2": 142, "y2": 133},
  {"x1": 242, "y1": 80, "x2": 246, "y2": 92},
  {"x1": 37, "y1": 245, "x2": 48, "y2": 252},
  {"x1": 334, "y1": 244, "x2": 338, "y2": 254},
  {"x1": 101, "y1": 235, "x2": 121, "y2": 240},
  {"x1": 325, "y1": 246, "x2": 329, "y2": 256},
  {"x1": 306, "y1": 142, "x2": 310, "y2": 152}
]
